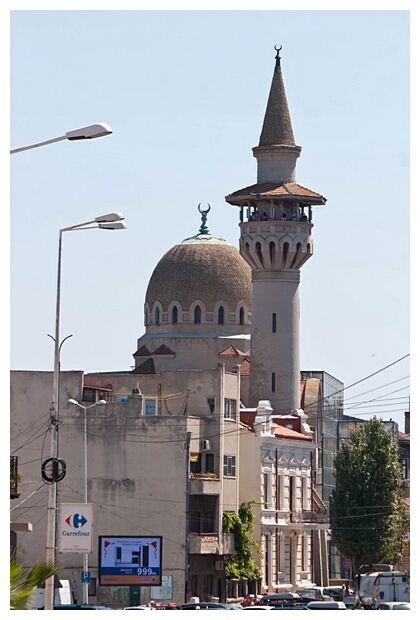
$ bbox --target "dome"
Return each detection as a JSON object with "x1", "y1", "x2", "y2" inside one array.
[{"x1": 144, "y1": 213, "x2": 252, "y2": 335}]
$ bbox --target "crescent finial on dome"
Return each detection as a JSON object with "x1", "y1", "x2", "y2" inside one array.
[{"x1": 198, "y1": 203, "x2": 211, "y2": 235}]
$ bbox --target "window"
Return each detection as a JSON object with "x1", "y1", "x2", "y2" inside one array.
[
  {"x1": 218, "y1": 306, "x2": 225, "y2": 324},
  {"x1": 263, "y1": 473, "x2": 269, "y2": 508},
  {"x1": 278, "y1": 473, "x2": 285, "y2": 510},
  {"x1": 194, "y1": 305, "x2": 202, "y2": 324},
  {"x1": 289, "y1": 475, "x2": 295, "y2": 511},
  {"x1": 205, "y1": 453, "x2": 215, "y2": 473},
  {"x1": 271, "y1": 373, "x2": 276, "y2": 392},
  {"x1": 189, "y1": 496, "x2": 216, "y2": 533},
  {"x1": 272, "y1": 313, "x2": 276, "y2": 333},
  {"x1": 155, "y1": 307, "x2": 160, "y2": 326},
  {"x1": 223, "y1": 454, "x2": 236, "y2": 477},
  {"x1": 224, "y1": 398, "x2": 237, "y2": 421},
  {"x1": 207, "y1": 397, "x2": 215, "y2": 415},
  {"x1": 144, "y1": 399, "x2": 157, "y2": 416},
  {"x1": 239, "y1": 307, "x2": 245, "y2": 325},
  {"x1": 302, "y1": 476, "x2": 309, "y2": 510},
  {"x1": 190, "y1": 452, "x2": 201, "y2": 474},
  {"x1": 172, "y1": 306, "x2": 178, "y2": 324}
]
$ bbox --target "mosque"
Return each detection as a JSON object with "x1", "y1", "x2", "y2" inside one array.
[{"x1": 11, "y1": 47, "x2": 334, "y2": 607}]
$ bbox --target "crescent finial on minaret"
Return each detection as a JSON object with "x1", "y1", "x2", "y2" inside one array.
[{"x1": 274, "y1": 44, "x2": 282, "y2": 72}]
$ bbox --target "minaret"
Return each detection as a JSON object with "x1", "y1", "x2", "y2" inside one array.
[{"x1": 226, "y1": 46, "x2": 326, "y2": 414}]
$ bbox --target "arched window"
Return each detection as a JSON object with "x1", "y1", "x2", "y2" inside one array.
[
  {"x1": 194, "y1": 305, "x2": 202, "y2": 324},
  {"x1": 239, "y1": 307, "x2": 245, "y2": 326},
  {"x1": 155, "y1": 307, "x2": 160, "y2": 326},
  {"x1": 218, "y1": 306, "x2": 225, "y2": 325},
  {"x1": 172, "y1": 306, "x2": 178, "y2": 324}
]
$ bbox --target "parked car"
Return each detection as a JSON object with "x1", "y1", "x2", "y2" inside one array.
[
  {"x1": 306, "y1": 601, "x2": 347, "y2": 610},
  {"x1": 119, "y1": 606, "x2": 156, "y2": 610},
  {"x1": 259, "y1": 593, "x2": 302, "y2": 606},
  {"x1": 37, "y1": 604, "x2": 112, "y2": 610},
  {"x1": 323, "y1": 586, "x2": 354, "y2": 601},
  {"x1": 242, "y1": 606, "x2": 275, "y2": 611},
  {"x1": 179, "y1": 602, "x2": 242, "y2": 610},
  {"x1": 378, "y1": 602, "x2": 410, "y2": 610},
  {"x1": 295, "y1": 587, "x2": 333, "y2": 602},
  {"x1": 343, "y1": 596, "x2": 356, "y2": 609},
  {"x1": 269, "y1": 605, "x2": 308, "y2": 610}
]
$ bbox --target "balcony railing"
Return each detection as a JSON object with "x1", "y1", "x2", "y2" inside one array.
[{"x1": 290, "y1": 510, "x2": 328, "y2": 524}]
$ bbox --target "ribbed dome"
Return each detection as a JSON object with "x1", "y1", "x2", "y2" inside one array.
[{"x1": 146, "y1": 234, "x2": 252, "y2": 313}]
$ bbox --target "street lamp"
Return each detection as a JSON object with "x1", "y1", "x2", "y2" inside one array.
[
  {"x1": 44, "y1": 212, "x2": 127, "y2": 610},
  {"x1": 10, "y1": 123, "x2": 113, "y2": 154},
  {"x1": 68, "y1": 398, "x2": 107, "y2": 604}
]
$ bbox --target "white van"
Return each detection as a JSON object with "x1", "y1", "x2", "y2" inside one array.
[{"x1": 29, "y1": 579, "x2": 74, "y2": 609}]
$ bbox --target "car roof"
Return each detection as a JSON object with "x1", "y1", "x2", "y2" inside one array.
[
  {"x1": 306, "y1": 601, "x2": 347, "y2": 609},
  {"x1": 261, "y1": 593, "x2": 300, "y2": 599}
]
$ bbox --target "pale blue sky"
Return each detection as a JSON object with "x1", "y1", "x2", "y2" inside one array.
[{"x1": 6, "y1": 8, "x2": 412, "y2": 430}]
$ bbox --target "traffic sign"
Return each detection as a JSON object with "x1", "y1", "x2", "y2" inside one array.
[
  {"x1": 81, "y1": 571, "x2": 91, "y2": 584},
  {"x1": 343, "y1": 559, "x2": 352, "y2": 569}
]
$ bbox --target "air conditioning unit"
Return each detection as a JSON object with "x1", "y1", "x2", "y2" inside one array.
[
  {"x1": 214, "y1": 560, "x2": 224, "y2": 571},
  {"x1": 201, "y1": 439, "x2": 211, "y2": 451}
]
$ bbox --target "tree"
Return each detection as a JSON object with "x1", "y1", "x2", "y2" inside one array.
[
  {"x1": 223, "y1": 502, "x2": 261, "y2": 580},
  {"x1": 10, "y1": 553, "x2": 61, "y2": 610},
  {"x1": 330, "y1": 417, "x2": 409, "y2": 571}
]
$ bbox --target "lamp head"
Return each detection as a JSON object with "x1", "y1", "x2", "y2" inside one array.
[{"x1": 66, "y1": 123, "x2": 113, "y2": 141}]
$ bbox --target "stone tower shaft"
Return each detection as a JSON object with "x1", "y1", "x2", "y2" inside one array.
[{"x1": 226, "y1": 48, "x2": 326, "y2": 413}]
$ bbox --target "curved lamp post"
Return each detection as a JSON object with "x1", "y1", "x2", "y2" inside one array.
[
  {"x1": 68, "y1": 398, "x2": 107, "y2": 604},
  {"x1": 44, "y1": 212, "x2": 127, "y2": 610},
  {"x1": 10, "y1": 123, "x2": 113, "y2": 154}
]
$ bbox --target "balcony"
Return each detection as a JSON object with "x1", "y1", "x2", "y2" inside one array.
[
  {"x1": 290, "y1": 510, "x2": 328, "y2": 524},
  {"x1": 189, "y1": 533, "x2": 235, "y2": 555},
  {"x1": 189, "y1": 473, "x2": 221, "y2": 495}
]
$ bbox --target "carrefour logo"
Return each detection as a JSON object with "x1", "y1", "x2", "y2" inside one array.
[{"x1": 66, "y1": 513, "x2": 88, "y2": 528}]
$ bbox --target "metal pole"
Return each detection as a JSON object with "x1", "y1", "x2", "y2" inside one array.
[
  {"x1": 44, "y1": 230, "x2": 63, "y2": 610},
  {"x1": 83, "y1": 404, "x2": 89, "y2": 605},
  {"x1": 185, "y1": 432, "x2": 192, "y2": 603}
]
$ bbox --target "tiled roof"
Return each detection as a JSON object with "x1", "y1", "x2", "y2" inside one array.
[
  {"x1": 154, "y1": 344, "x2": 175, "y2": 356},
  {"x1": 219, "y1": 345, "x2": 247, "y2": 357},
  {"x1": 239, "y1": 410, "x2": 312, "y2": 441},
  {"x1": 240, "y1": 358, "x2": 250, "y2": 376},
  {"x1": 131, "y1": 359, "x2": 156, "y2": 375},
  {"x1": 273, "y1": 422, "x2": 312, "y2": 442},
  {"x1": 133, "y1": 345, "x2": 152, "y2": 357},
  {"x1": 226, "y1": 182, "x2": 326, "y2": 203}
]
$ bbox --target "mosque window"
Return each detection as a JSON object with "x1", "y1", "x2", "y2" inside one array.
[
  {"x1": 218, "y1": 306, "x2": 225, "y2": 324},
  {"x1": 271, "y1": 373, "x2": 276, "y2": 392},
  {"x1": 155, "y1": 307, "x2": 160, "y2": 326},
  {"x1": 239, "y1": 307, "x2": 245, "y2": 325},
  {"x1": 194, "y1": 305, "x2": 202, "y2": 324},
  {"x1": 172, "y1": 306, "x2": 178, "y2": 324},
  {"x1": 272, "y1": 313, "x2": 277, "y2": 333}
]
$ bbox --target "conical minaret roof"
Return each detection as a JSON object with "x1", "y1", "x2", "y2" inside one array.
[{"x1": 258, "y1": 45, "x2": 296, "y2": 147}]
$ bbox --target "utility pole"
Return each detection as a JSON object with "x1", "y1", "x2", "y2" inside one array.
[{"x1": 185, "y1": 432, "x2": 192, "y2": 603}]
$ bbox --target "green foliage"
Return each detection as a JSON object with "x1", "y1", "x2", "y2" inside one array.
[
  {"x1": 223, "y1": 502, "x2": 262, "y2": 580},
  {"x1": 330, "y1": 418, "x2": 409, "y2": 570},
  {"x1": 10, "y1": 553, "x2": 61, "y2": 610}
]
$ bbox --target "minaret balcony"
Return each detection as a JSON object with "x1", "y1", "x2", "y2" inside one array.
[{"x1": 239, "y1": 220, "x2": 313, "y2": 271}]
